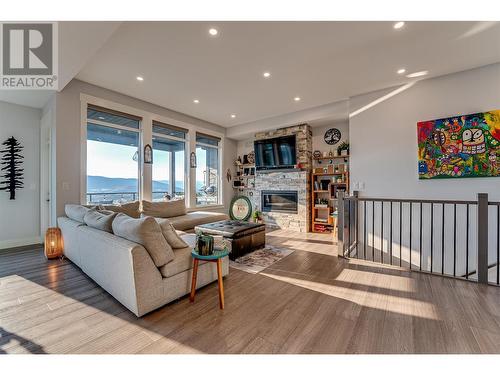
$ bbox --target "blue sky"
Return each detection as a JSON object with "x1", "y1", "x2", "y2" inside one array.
[{"x1": 87, "y1": 140, "x2": 207, "y2": 184}]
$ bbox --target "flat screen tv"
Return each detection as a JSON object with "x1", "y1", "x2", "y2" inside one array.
[{"x1": 254, "y1": 135, "x2": 297, "y2": 171}]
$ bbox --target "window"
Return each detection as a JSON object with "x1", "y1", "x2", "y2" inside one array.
[
  {"x1": 196, "y1": 133, "x2": 221, "y2": 206},
  {"x1": 86, "y1": 106, "x2": 141, "y2": 205},
  {"x1": 152, "y1": 121, "x2": 187, "y2": 201}
]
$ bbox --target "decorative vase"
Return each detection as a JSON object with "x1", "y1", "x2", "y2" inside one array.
[{"x1": 197, "y1": 235, "x2": 214, "y2": 256}]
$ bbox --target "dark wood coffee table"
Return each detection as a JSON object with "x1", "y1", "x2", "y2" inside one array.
[{"x1": 194, "y1": 220, "x2": 266, "y2": 260}]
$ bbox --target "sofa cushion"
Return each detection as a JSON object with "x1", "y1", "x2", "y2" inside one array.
[
  {"x1": 168, "y1": 212, "x2": 229, "y2": 231},
  {"x1": 142, "y1": 199, "x2": 187, "y2": 218},
  {"x1": 84, "y1": 209, "x2": 117, "y2": 233},
  {"x1": 101, "y1": 201, "x2": 141, "y2": 218},
  {"x1": 65, "y1": 204, "x2": 92, "y2": 223},
  {"x1": 158, "y1": 234, "x2": 202, "y2": 278},
  {"x1": 112, "y1": 213, "x2": 174, "y2": 267},
  {"x1": 156, "y1": 218, "x2": 189, "y2": 249}
]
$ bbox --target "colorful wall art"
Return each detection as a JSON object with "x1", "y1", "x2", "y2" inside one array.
[{"x1": 417, "y1": 110, "x2": 500, "y2": 179}]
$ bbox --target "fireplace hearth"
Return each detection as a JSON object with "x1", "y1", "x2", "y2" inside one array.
[{"x1": 261, "y1": 190, "x2": 298, "y2": 213}]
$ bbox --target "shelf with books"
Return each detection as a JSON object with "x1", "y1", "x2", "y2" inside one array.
[{"x1": 310, "y1": 156, "x2": 349, "y2": 234}]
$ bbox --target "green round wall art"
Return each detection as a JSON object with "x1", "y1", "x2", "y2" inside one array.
[{"x1": 229, "y1": 196, "x2": 252, "y2": 221}]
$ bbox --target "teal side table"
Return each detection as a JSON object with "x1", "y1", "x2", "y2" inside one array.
[{"x1": 190, "y1": 249, "x2": 230, "y2": 309}]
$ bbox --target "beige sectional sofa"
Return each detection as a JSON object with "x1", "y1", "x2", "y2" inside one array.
[
  {"x1": 97, "y1": 199, "x2": 228, "y2": 232},
  {"x1": 58, "y1": 200, "x2": 229, "y2": 317}
]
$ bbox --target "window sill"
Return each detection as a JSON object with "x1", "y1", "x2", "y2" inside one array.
[{"x1": 189, "y1": 205, "x2": 225, "y2": 212}]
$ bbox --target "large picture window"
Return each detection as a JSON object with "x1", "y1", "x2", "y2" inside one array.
[
  {"x1": 196, "y1": 133, "x2": 221, "y2": 206},
  {"x1": 152, "y1": 121, "x2": 186, "y2": 201},
  {"x1": 86, "y1": 106, "x2": 141, "y2": 204}
]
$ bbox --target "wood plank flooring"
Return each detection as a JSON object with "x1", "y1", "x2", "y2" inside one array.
[{"x1": 1, "y1": 230, "x2": 500, "y2": 354}]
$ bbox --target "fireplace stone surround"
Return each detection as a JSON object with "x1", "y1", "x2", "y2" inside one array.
[{"x1": 244, "y1": 124, "x2": 312, "y2": 232}]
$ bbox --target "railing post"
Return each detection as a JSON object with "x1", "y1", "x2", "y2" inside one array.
[
  {"x1": 353, "y1": 190, "x2": 359, "y2": 257},
  {"x1": 337, "y1": 191, "x2": 345, "y2": 257},
  {"x1": 477, "y1": 193, "x2": 489, "y2": 284}
]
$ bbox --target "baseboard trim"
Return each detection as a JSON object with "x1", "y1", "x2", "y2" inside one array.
[{"x1": 0, "y1": 237, "x2": 43, "y2": 250}]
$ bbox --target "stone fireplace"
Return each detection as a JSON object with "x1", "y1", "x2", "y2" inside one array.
[{"x1": 247, "y1": 124, "x2": 312, "y2": 232}]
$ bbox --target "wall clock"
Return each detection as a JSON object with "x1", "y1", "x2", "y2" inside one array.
[
  {"x1": 324, "y1": 128, "x2": 341, "y2": 145},
  {"x1": 229, "y1": 196, "x2": 252, "y2": 221}
]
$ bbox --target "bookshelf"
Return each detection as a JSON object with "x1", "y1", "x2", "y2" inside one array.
[
  {"x1": 310, "y1": 155, "x2": 349, "y2": 234},
  {"x1": 233, "y1": 163, "x2": 256, "y2": 190}
]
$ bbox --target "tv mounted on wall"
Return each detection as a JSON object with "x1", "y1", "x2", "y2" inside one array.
[{"x1": 254, "y1": 134, "x2": 297, "y2": 171}]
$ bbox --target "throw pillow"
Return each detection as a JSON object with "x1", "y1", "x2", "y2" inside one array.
[
  {"x1": 84, "y1": 209, "x2": 117, "y2": 233},
  {"x1": 112, "y1": 213, "x2": 174, "y2": 267},
  {"x1": 142, "y1": 199, "x2": 187, "y2": 218},
  {"x1": 101, "y1": 201, "x2": 141, "y2": 218},
  {"x1": 65, "y1": 204, "x2": 92, "y2": 223},
  {"x1": 157, "y1": 218, "x2": 189, "y2": 249}
]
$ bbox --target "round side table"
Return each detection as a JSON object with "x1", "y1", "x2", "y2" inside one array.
[{"x1": 190, "y1": 248, "x2": 229, "y2": 309}]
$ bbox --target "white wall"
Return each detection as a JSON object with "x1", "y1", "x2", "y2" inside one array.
[
  {"x1": 349, "y1": 63, "x2": 500, "y2": 278},
  {"x1": 0, "y1": 101, "x2": 41, "y2": 249},
  {"x1": 54, "y1": 79, "x2": 236, "y2": 215},
  {"x1": 311, "y1": 121, "x2": 349, "y2": 155},
  {"x1": 350, "y1": 63, "x2": 500, "y2": 201}
]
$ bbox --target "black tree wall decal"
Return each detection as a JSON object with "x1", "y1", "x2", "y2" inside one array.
[{"x1": 0, "y1": 137, "x2": 24, "y2": 200}]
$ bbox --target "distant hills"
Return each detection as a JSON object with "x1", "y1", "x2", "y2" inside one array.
[{"x1": 87, "y1": 175, "x2": 186, "y2": 193}]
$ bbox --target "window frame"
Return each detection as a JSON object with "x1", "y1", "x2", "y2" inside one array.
[
  {"x1": 195, "y1": 132, "x2": 222, "y2": 207},
  {"x1": 83, "y1": 106, "x2": 143, "y2": 206},
  {"x1": 151, "y1": 123, "x2": 188, "y2": 202},
  {"x1": 80, "y1": 94, "x2": 225, "y2": 209}
]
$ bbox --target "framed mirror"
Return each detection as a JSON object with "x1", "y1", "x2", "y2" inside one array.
[{"x1": 229, "y1": 196, "x2": 252, "y2": 221}]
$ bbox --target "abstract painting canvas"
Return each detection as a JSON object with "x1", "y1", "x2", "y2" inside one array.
[{"x1": 417, "y1": 110, "x2": 500, "y2": 179}]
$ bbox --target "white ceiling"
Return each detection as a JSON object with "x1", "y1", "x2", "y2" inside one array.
[{"x1": 75, "y1": 21, "x2": 500, "y2": 129}]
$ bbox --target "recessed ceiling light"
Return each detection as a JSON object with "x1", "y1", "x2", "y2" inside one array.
[
  {"x1": 406, "y1": 70, "x2": 428, "y2": 78},
  {"x1": 193, "y1": 99, "x2": 200, "y2": 103},
  {"x1": 98, "y1": 116, "x2": 105, "y2": 120},
  {"x1": 397, "y1": 68, "x2": 406, "y2": 74},
  {"x1": 393, "y1": 21, "x2": 405, "y2": 29},
  {"x1": 294, "y1": 97, "x2": 301, "y2": 102},
  {"x1": 263, "y1": 72, "x2": 271, "y2": 78},
  {"x1": 231, "y1": 114, "x2": 236, "y2": 118},
  {"x1": 136, "y1": 76, "x2": 144, "y2": 81},
  {"x1": 208, "y1": 28, "x2": 218, "y2": 36}
]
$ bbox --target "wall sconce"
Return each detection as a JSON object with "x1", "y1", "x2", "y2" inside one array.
[
  {"x1": 144, "y1": 144, "x2": 153, "y2": 164},
  {"x1": 44, "y1": 228, "x2": 64, "y2": 259},
  {"x1": 190, "y1": 152, "x2": 197, "y2": 168}
]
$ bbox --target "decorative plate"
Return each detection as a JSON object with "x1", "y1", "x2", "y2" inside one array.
[
  {"x1": 324, "y1": 128, "x2": 341, "y2": 145},
  {"x1": 229, "y1": 196, "x2": 252, "y2": 221},
  {"x1": 247, "y1": 151, "x2": 255, "y2": 164},
  {"x1": 313, "y1": 150, "x2": 322, "y2": 159}
]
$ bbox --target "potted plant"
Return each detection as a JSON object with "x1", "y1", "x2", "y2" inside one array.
[
  {"x1": 337, "y1": 141, "x2": 349, "y2": 156},
  {"x1": 252, "y1": 210, "x2": 262, "y2": 223}
]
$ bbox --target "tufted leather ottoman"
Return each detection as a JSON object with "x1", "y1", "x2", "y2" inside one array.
[{"x1": 194, "y1": 220, "x2": 266, "y2": 260}]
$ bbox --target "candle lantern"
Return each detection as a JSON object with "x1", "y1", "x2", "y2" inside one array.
[{"x1": 44, "y1": 228, "x2": 64, "y2": 259}]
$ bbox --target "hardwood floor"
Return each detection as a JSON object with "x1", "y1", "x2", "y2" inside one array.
[{"x1": 1, "y1": 230, "x2": 500, "y2": 354}]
